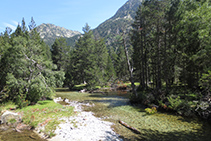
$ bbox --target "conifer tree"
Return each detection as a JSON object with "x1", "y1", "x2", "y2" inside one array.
[
  {"x1": 0, "y1": 18, "x2": 64, "y2": 107},
  {"x1": 28, "y1": 17, "x2": 36, "y2": 31},
  {"x1": 66, "y1": 24, "x2": 110, "y2": 89},
  {"x1": 51, "y1": 37, "x2": 70, "y2": 71}
]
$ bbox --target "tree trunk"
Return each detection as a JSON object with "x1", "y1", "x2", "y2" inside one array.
[
  {"x1": 122, "y1": 31, "x2": 137, "y2": 97},
  {"x1": 119, "y1": 120, "x2": 141, "y2": 134}
]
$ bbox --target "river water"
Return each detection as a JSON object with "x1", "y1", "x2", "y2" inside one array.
[
  {"x1": 1, "y1": 90, "x2": 211, "y2": 141},
  {"x1": 0, "y1": 127, "x2": 45, "y2": 141},
  {"x1": 56, "y1": 90, "x2": 211, "y2": 141}
]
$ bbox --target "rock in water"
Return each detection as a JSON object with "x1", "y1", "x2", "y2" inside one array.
[{"x1": 0, "y1": 111, "x2": 21, "y2": 125}]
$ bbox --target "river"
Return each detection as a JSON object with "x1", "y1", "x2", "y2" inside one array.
[
  {"x1": 1, "y1": 90, "x2": 211, "y2": 141},
  {"x1": 56, "y1": 90, "x2": 211, "y2": 141}
]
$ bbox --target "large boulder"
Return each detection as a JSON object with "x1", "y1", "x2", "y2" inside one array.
[{"x1": 0, "y1": 111, "x2": 21, "y2": 125}]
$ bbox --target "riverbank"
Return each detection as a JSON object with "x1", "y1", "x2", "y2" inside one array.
[
  {"x1": 1, "y1": 90, "x2": 211, "y2": 141},
  {"x1": 55, "y1": 91, "x2": 211, "y2": 141},
  {"x1": 49, "y1": 97, "x2": 122, "y2": 141}
]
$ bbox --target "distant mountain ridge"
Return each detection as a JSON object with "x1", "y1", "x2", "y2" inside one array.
[
  {"x1": 36, "y1": 23, "x2": 81, "y2": 46},
  {"x1": 112, "y1": 0, "x2": 142, "y2": 19},
  {"x1": 36, "y1": 0, "x2": 142, "y2": 47},
  {"x1": 93, "y1": 0, "x2": 142, "y2": 42}
]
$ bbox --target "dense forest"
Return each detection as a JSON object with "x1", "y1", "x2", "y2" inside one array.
[
  {"x1": 131, "y1": 0, "x2": 211, "y2": 119},
  {"x1": 0, "y1": 0, "x2": 211, "y2": 120}
]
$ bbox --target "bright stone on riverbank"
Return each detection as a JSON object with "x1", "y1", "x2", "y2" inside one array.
[{"x1": 49, "y1": 98, "x2": 122, "y2": 141}]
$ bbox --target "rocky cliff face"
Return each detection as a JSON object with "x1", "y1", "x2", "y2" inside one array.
[
  {"x1": 93, "y1": 0, "x2": 142, "y2": 40},
  {"x1": 36, "y1": 23, "x2": 81, "y2": 46},
  {"x1": 112, "y1": 0, "x2": 142, "y2": 19}
]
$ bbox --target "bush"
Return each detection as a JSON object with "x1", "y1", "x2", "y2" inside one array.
[
  {"x1": 130, "y1": 91, "x2": 155, "y2": 105},
  {"x1": 195, "y1": 101, "x2": 211, "y2": 119},
  {"x1": 167, "y1": 95, "x2": 182, "y2": 111},
  {"x1": 199, "y1": 71, "x2": 211, "y2": 92},
  {"x1": 167, "y1": 95, "x2": 195, "y2": 116},
  {"x1": 145, "y1": 107, "x2": 157, "y2": 114}
]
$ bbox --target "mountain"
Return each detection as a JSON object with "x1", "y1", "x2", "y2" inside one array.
[
  {"x1": 36, "y1": 23, "x2": 81, "y2": 47},
  {"x1": 36, "y1": 0, "x2": 142, "y2": 47},
  {"x1": 93, "y1": 0, "x2": 142, "y2": 44}
]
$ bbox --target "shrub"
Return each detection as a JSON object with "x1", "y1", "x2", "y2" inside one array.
[
  {"x1": 167, "y1": 95, "x2": 182, "y2": 111},
  {"x1": 195, "y1": 101, "x2": 211, "y2": 119},
  {"x1": 167, "y1": 95, "x2": 194, "y2": 116},
  {"x1": 145, "y1": 107, "x2": 157, "y2": 114},
  {"x1": 199, "y1": 71, "x2": 211, "y2": 92}
]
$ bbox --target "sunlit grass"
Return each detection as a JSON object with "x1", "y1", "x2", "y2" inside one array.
[
  {"x1": 16, "y1": 100, "x2": 74, "y2": 137},
  {"x1": 0, "y1": 101, "x2": 17, "y2": 114}
]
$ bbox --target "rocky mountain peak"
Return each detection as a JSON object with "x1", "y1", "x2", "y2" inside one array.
[
  {"x1": 37, "y1": 23, "x2": 81, "y2": 39},
  {"x1": 36, "y1": 23, "x2": 81, "y2": 46}
]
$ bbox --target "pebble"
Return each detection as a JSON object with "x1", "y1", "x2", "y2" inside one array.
[{"x1": 49, "y1": 98, "x2": 122, "y2": 141}]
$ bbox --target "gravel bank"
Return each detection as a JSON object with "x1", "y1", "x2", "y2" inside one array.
[{"x1": 48, "y1": 97, "x2": 122, "y2": 141}]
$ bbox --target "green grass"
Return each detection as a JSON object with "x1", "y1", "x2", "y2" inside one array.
[
  {"x1": 9, "y1": 118, "x2": 17, "y2": 124},
  {"x1": 55, "y1": 90, "x2": 211, "y2": 141},
  {"x1": 0, "y1": 101, "x2": 17, "y2": 115},
  {"x1": 72, "y1": 84, "x2": 87, "y2": 90},
  {"x1": 16, "y1": 100, "x2": 74, "y2": 137}
]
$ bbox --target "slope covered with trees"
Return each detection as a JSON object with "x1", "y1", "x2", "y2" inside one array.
[
  {"x1": 0, "y1": 0, "x2": 211, "y2": 120},
  {"x1": 0, "y1": 18, "x2": 65, "y2": 108},
  {"x1": 65, "y1": 24, "x2": 115, "y2": 89},
  {"x1": 131, "y1": 0, "x2": 211, "y2": 118}
]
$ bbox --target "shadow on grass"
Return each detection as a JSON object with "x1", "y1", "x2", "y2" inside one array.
[
  {"x1": 37, "y1": 101, "x2": 51, "y2": 105},
  {"x1": 140, "y1": 128, "x2": 211, "y2": 141},
  {"x1": 55, "y1": 88, "x2": 69, "y2": 92},
  {"x1": 117, "y1": 128, "x2": 211, "y2": 141}
]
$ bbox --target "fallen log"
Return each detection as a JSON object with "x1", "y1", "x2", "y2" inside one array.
[{"x1": 118, "y1": 120, "x2": 141, "y2": 134}]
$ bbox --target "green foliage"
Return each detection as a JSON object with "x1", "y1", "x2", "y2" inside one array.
[
  {"x1": 145, "y1": 107, "x2": 157, "y2": 114},
  {"x1": 0, "y1": 18, "x2": 65, "y2": 106},
  {"x1": 199, "y1": 71, "x2": 211, "y2": 92},
  {"x1": 111, "y1": 36, "x2": 129, "y2": 81},
  {"x1": 167, "y1": 95, "x2": 183, "y2": 111},
  {"x1": 66, "y1": 24, "x2": 112, "y2": 90},
  {"x1": 51, "y1": 37, "x2": 71, "y2": 71},
  {"x1": 130, "y1": 0, "x2": 211, "y2": 119},
  {"x1": 167, "y1": 95, "x2": 194, "y2": 116}
]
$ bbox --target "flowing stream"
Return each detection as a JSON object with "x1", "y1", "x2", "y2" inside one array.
[
  {"x1": 56, "y1": 90, "x2": 211, "y2": 141},
  {"x1": 1, "y1": 90, "x2": 211, "y2": 141}
]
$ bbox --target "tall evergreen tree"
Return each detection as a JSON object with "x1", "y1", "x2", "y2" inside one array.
[
  {"x1": 66, "y1": 24, "x2": 110, "y2": 89},
  {"x1": 0, "y1": 18, "x2": 64, "y2": 107},
  {"x1": 28, "y1": 17, "x2": 36, "y2": 31},
  {"x1": 51, "y1": 37, "x2": 70, "y2": 71}
]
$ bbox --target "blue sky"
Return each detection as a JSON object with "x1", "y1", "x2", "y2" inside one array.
[{"x1": 0, "y1": 0, "x2": 128, "y2": 33}]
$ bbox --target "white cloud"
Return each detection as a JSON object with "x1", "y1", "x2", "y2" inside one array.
[
  {"x1": 3, "y1": 22, "x2": 17, "y2": 31},
  {"x1": 12, "y1": 20, "x2": 19, "y2": 26}
]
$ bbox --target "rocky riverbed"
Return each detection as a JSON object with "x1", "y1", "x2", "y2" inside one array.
[{"x1": 49, "y1": 97, "x2": 122, "y2": 141}]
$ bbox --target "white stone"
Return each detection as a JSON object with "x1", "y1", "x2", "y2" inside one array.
[{"x1": 48, "y1": 99, "x2": 123, "y2": 141}]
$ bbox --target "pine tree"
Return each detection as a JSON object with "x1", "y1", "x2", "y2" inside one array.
[
  {"x1": 0, "y1": 18, "x2": 64, "y2": 107},
  {"x1": 66, "y1": 24, "x2": 110, "y2": 89},
  {"x1": 28, "y1": 17, "x2": 36, "y2": 31},
  {"x1": 112, "y1": 35, "x2": 129, "y2": 81},
  {"x1": 51, "y1": 37, "x2": 70, "y2": 71}
]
